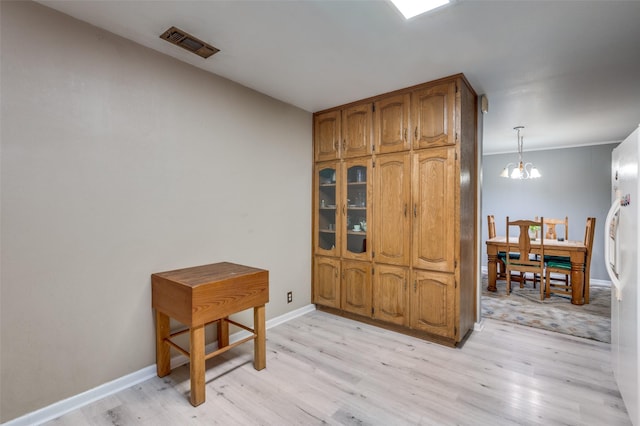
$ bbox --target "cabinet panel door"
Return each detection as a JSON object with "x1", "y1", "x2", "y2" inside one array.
[
  {"x1": 341, "y1": 260, "x2": 372, "y2": 317},
  {"x1": 412, "y1": 82, "x2": 455, "y2": 149},
  {"x1": 374, "y1": 153, "x2": 411, "y2": 265},
  {"x1": 342, "y1": 158, "x2": 371, "y2": 261},
  {"x1": 375, "y1": 93, "x2": 410, "y2": 153},
  {"x1": 412, "y1": 148, "x2": 455, "y2": 272},
  {"x1": 313, "y1": 257, "x2": 340, "y2": 308},
  {"x1": 373, "y1": 265, "x2": 408, "y2": 326},
  {"x1": 411, "y1": 270, "x2": 455, "y2": 338},
  {"x1": 342, "y1": 103, "x2": 373, "y2": 158},
  {"x1": 314, "y1": 110, "x2": 341, "y2": 161},
  {"x1": 315, "y1": 162, "x2": 342, "y2": 256}
]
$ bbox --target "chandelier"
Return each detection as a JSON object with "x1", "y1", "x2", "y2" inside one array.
[{"x1": 499, "y1": 126, "x2": 541, "y2": 179}]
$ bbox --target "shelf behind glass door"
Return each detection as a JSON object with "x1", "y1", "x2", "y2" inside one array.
[{"x1": 318, "y1": 167, "x2": 337, "y2": 251}]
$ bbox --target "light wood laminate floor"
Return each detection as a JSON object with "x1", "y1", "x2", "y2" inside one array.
[{"x1": 46, "y1": 311, "x2": 630, "y2": 425}]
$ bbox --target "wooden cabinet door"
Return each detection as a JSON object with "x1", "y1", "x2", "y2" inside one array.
[
  {"x1": 342, "y1": 158, "x2": 371, "y2": 261},
  {"x1": 412, "y1": 148, "x2": 455, "y2": 272},
  {"x1": 341, "y1": 260, "x2": 372, "y2": 317},
  {"x1": 374, "y1": 153, "x2": 411, "y2": 265},
  {"x1": 315, "y1": 162, "x2": 342, "y2": 256},
  {"x1": 373, "y1": 265, "x2": 409, "y2": 326},
  {"x1": 412, "y1": 81, "x2": 456, "y2": 149},
  {"x1": 314, "y1": 110, "x2": 341, "y2": 161},
  {"x1": 313, "y1": 256, "x2": 341, "y2": 308},
  {"x1": 342, "y1": 103, "x2": 372, "y2": 158},
  {"x1": 374, "y1": 93, "x2": 410, "y2": 153},
  {"x1": 410, "y1": 270, "x2": 455, "y2": 339}
]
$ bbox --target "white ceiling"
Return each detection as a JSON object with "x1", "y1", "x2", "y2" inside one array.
[{"x1": 38, "y1": 0, "x2": 640, "y2": 154}]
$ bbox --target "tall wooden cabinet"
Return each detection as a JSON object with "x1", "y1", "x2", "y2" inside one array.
[
  {"x1": 341, "y1": 260, "x2": 372, "y2": 316},
  {"x1": 314, "y1": 110, "x2": 341, "y2": 161},
  {"x1": 312, "y1": 74, "x2": 477, "y2": 346},
  {"x1": 412, "y1": 147, "x2": 455, "y2": 273},
  {"x1": 374, "y1": 93, "x2": 411, "y2": 154},
  {"x1": 373, "y1": 153, "x2": 411, "y2": 266},
  {"x1": 412, "y1": 81, "x2": 456, "y2": 149},
  {"x1": 373, "y1": 264, "x2": 409, "y2": 326},
  {"x1": 343, "y1": 104, "x2": 373, "y2": 158}
]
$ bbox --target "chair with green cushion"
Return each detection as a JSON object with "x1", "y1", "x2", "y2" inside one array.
[
  {"x1": 541, "y1": 216, "x2": 570, "y2": 262},
  {"x1": 505, "y1": 217, "x2": 545, "y2": 299},
  {"x1": 488, "y1": 214, "x2": 525, "y2": 285},
  {"x1": 487, "y1": 215, "x2": 506, "y2": 278},
  {"x1": 531, "y1": 216, "x2": 569, "y2": 285},
  {"x1": 545, "y1": 217, "x2": 596, "y2": 303}
]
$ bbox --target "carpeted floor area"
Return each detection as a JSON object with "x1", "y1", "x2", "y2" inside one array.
[{"x1": 481, "y1": 274, "x2": 611, "y2": 343}]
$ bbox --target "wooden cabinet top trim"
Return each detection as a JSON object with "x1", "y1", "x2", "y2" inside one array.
[{"x1": 313, "y1": 73, "x2": 475, "y2": 116}]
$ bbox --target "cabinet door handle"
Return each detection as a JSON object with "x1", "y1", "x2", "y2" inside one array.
[
  {"x1": 403, "y1": 128, "x2": 407, "y2": 142},
  {"x1": 404, "y1": 204, "x2": 407, "y2": 217},
  {"x1": 334, "y1": 140, "x2": 338, "y2": 151},
  {"x1": 415, "y1": 126, "x2": 418, "y2": 140},
  {"x1": 414, "y1": 204, "x2": 417, "y2": 217},
  {"x1": 343, "y1": 139, "x2": 346, "y2": 151},
  {"x1": 343, "y1": 204, "x2": 346, "y2": 215}
]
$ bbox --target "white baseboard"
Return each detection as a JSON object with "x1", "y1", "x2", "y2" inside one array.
[
  {"x1": 473, "y1": 318, "x2": 486, "y2": 332},
  {"x1": 589, "y1": 278, "x2": 611, "y2": 287},
  {"x1": 2, "y1": 304, "x2": 317, "y2": 426},
  {"x1": 1, "y1": 366, "x2": 158, "y2": 426}
]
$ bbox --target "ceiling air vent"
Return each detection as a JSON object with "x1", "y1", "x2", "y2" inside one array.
[{"x1": 160, "y1": 26, "x2": 219, "y2": 59}]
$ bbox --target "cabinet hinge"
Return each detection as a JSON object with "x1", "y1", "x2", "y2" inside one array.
[
  {"x1": 455, "y1": 132, "x2": 459, "y2": 142},
  {"x1": 372, "y1": 144, "x2": 375, "y2": 152},
  {"x1": 372, "y1": 104, "x2": 376, "y2": 113},
  {"x1": 372, "y1": 307, "x2": 375, "y2": 315},
  {"x1": 372, "y1": 251, "x2": 375, "y2": 258},
  {"x1": 455, "y1": 152, "x2": 458, "y2": 160},
  {"x1": 455, "y1": 280, "x2": 458, "y2": 289},
  {"x1": 455, "y1": 83, "x2": 459, "y2": 93},
  {"x1": 455, "y1": 326, "x2": 458, "y2": 335},
  {"x1": 373, "y1": 160, "x2": 376, "y2": 168},
  {"x1": 454, "y1": 260, "x2": 458, "y2": 268},
  {"x1": 372, "y1": 267, "x2": 375, "y2": 275}
]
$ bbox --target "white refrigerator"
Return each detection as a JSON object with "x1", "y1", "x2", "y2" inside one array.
[{"x1": 606, "y1": 124, "x2": 640, "y2": 425}]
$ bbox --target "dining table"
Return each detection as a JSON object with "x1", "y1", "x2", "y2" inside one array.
[{"x1": 485, "y1": 236, "x2": 588, "y2": 305}]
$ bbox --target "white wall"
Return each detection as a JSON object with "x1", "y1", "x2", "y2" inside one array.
[
  {"x1": 481, "y1": 143, "x2": 618, "y2": 281},
  {"x1": 0, "y1": 1, "x2": 312, "y2": 422}
]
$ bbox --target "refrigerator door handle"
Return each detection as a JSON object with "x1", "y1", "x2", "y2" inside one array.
[{"x1": 605, "y1": 197, "x2": 622, "y2": 300}]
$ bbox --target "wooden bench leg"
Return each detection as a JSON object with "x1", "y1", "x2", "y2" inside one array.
[
  {"x1": 217, "y1": 317, "x2": 229, "y2": 349},
  {"x1": 254, "y1": 305, "x2": 266, "y2": 371},
  {"x1": 189, "y1": 325, "x2": 205, "y2": 406},
  {"x1": 155, "y1": 311, "x2": 171, "y2": 377}
]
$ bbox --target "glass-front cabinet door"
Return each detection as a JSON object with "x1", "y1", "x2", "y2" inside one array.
[
  {"x1": 342, "y1": 159, "x2": 371, "y2": 261},
  {"x1": 315, "y1": 162, "x2": 341, "y2": 256}
]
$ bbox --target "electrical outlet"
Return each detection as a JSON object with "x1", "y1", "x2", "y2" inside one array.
[{"x1": 287, "y1": 291, "x2": 293, "y2": 303}]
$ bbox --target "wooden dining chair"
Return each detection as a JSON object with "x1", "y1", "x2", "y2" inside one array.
[
  {"x1": 535, "y1": 216, "x2": 569, "y2": 240},
  {"x1": 505, "y1": 217, "x2": 545, "y2": 299},
  {"x1": 488, "y1": 215, "x2": 525, "y2": 284},
  {"x1": 532, "y1": 216, "x2": 570, "y2": 286},
  {"x1": 487, "y1": 215, "x2": 506, "y2": 279},
  {"x1": 545, "y1": 217, "x2": 596, "y2": 303}
]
